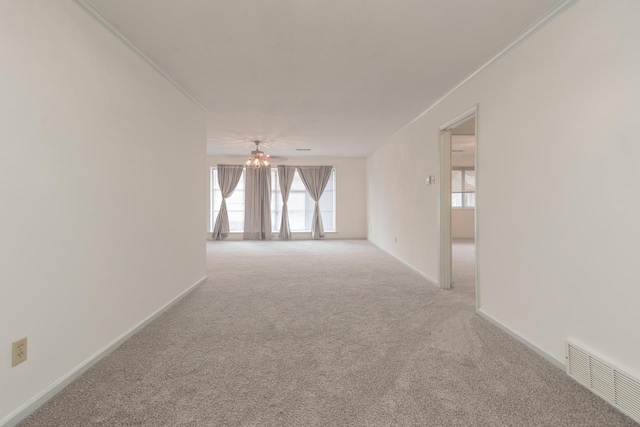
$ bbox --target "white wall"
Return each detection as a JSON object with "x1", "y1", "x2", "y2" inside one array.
[
  {"x1": 367, "y1": 0, "x2": 640, "y2": 377},
  {"x1": 206, "y1": 156, "x2": 367, "y2": 240},
  {"x1": 452, "y1": 209, "x2": 474, "y2": 239},
  {"x1": 0, "y1": 2, "x2": 205, "y2": 423},
  {"x1": 452, "y1": 153, "x2": 475, "y2": 168}
]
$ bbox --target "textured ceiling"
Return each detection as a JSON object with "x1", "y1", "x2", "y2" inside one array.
[{"x1": 86, "y1": 0, "x2": 562, "y2": 157}]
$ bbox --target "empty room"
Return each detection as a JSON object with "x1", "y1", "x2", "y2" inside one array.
[{"x1": 1, "y1": 0, "x2": 639, "y2": 426}]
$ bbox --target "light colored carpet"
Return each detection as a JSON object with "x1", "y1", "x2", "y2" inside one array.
[
  {"x1": 20, "y1": 240, "x2": 636, "y2": 426},
  {"x1": 452, "y1": 238, "x2": 476, "y2": 296}
]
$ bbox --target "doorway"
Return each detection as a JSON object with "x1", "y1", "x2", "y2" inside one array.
[{"x1": 438, "y1": 107, "x2": 478, "y2": 308}]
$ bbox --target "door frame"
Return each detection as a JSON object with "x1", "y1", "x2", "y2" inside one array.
[{"x1": 438, "y1": 105, "x2": 479, "y2": 310}]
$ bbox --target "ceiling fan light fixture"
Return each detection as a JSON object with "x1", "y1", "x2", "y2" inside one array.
[{"x1": 245, "y1": 140, "x2": 271, "y2": 168}]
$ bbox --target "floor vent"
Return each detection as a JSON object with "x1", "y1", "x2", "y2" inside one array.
[{"x1": 566, "y1": 340, "x2": 640, "y2": 423}]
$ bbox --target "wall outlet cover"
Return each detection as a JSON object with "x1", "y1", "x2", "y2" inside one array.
[{"x1": 12, "y1": 337, "x2": 27, "y2": 367}]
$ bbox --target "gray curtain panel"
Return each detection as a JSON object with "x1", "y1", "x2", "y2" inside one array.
[
  {"x1": 211, "y1": 165, "x2": 244, "y2": 240},
  {"x1": 277, "y1": 165, "x2": 296, "y2": 240},
  {"x1": 244, "y1": 166, "x2": 272, "y2": 240},
  {"x1": 297, "y1": 166, "x2": 333, "y2": 240}
]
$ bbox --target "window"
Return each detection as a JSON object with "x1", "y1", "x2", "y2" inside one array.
[
  {"x1": 452, "y1": 167, "x2": 475, "y2": 208},
  {"x1": 271, "y1": 168, "x2": 336, "y2": 233},
  {"x1": 210, "y1": 167, "x2": 336, "y2": 233},
  {"x1": 210, "y1": 168, "x2": 245, "y2": 232}
]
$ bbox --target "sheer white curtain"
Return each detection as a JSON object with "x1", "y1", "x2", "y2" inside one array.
[
  {"x1": 211, "y1": 165, "x2": 244, "y2": 240},
  {"x1": 277, "y1": 165, "x2": 296, "y2": 240},
  {"x1": 244, "y1": 166, "x2": 272, "y2": 240},
  {"x1": 296, "y1": 166, "x2": 333, "y2": 240}
]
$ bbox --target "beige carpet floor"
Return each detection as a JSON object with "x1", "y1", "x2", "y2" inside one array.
[
  {"x1": 451, "y1": 238, "x2": 477, "y2": 296},
  {"x1": 20, "y1": 240, "x2": 636, "y2": 426}
]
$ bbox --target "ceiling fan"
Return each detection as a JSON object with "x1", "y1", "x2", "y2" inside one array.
[
  {"x1": 245, "y1": 139, "x2": 287, "y2": 168},
  {"x1": 245, "y1": 140, "x2": 271, "y2": 168},
  {"x1": 218, "y1": 140, "x2": 289, "y2": 165}
]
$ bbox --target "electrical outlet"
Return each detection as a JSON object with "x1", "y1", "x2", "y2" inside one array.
[{"x1": 12, "y1": 337, "x2": 27, "y2": 367}]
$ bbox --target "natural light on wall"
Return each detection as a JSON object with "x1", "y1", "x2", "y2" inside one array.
[{"x1": 210, "y1": 167, "x2": 336, "y2": 234}]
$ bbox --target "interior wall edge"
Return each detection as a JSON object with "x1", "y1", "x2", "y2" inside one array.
[
  {"x1": 70, "y1": 0, "x2": 208, "y2": 112},
  {"x1": 366, "y1": 0, "x2": 640, "y2": 385},
  {"x1": 386, "y1": 0, "x2": 579, "y2": 143},
  {"x1": 477, "y1": 309, "x2": 565, "y2": 370},
  {"x1": 367, "y1": 239, "x2": 439, "y2": 288},
  {"x1": 0, "y1": 276, "x2": 208, "y2": 427}
]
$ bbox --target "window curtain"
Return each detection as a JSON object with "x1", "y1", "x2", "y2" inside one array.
[
  {"x1": 211, "y1": 165, "x2": 244, "y2": 240},
  {"x1": 244, "y1": 166, "x2": 272, "y2": 240},
  {"x1": 277, "y1": 165, "x2": 296, "y2": 240},
  {"x1": 297, "y1": 166, "x2": 333, "y2": 240}
]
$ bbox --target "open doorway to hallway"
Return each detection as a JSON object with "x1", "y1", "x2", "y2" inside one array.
[
  {"x1": 450, "y1": 116, "x2": 476, "y2": 296},
  {"x1": 438, "y1": 107, "x2": 477, "y2": 307}
]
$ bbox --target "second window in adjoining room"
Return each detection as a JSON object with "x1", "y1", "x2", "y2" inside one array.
[{"x1": 452, "y1": 167, "x2": 475, "y2": 208}]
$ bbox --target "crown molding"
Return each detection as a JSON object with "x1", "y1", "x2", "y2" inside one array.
[
  {"x1": 389, "y1": 0, "x2": 579, "y2": 141},
  {"x1": 72, "y1": 0, "x2": 209, "y2": 112}
]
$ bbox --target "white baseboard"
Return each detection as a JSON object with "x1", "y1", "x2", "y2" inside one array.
[
  {"x1": 205, "y1": 232, "x2": 367, "y2": 241},
  {"x1": 366, "y1": 241, "x2": 564, "y2": 372},
  {"x1": 476, "y1": 308, "x2": 565, "y2": 370},
  {"x1": 367, "y1": 240, "x2": 439, "y2": 288},
  {"x1": 0, "y1": 275, "x2": 208, "y2": 427}
]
